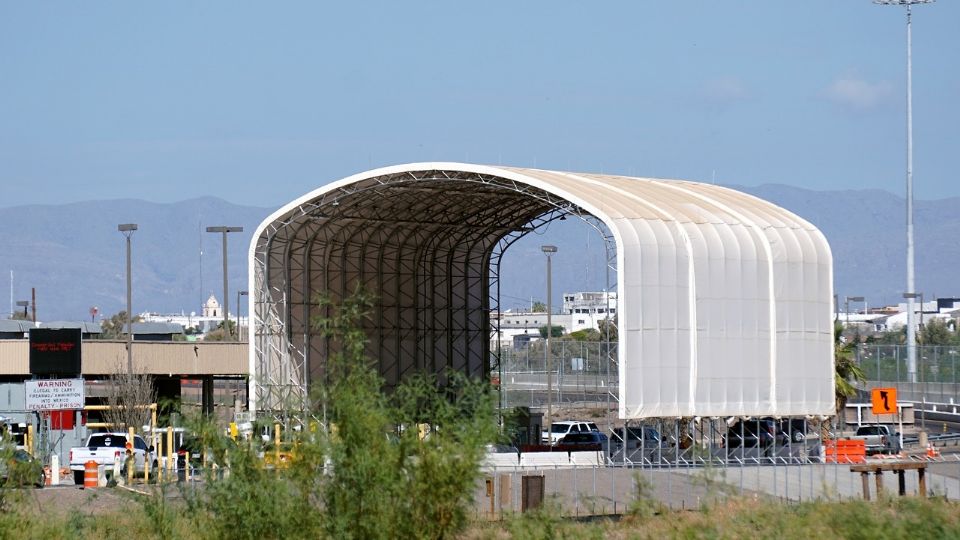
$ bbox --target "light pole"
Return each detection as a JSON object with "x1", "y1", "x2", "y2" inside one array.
[
  {"x1": 237, "y1": 290, "x2": 248, "y2": 341},
  {"x1": 541, "y1": 245, "x2": 557, "y2": 443},
  {"x1": 844, "y1": 296, "x2": 865, "y2": 325},
  {"x1": 206, "y1": 226, "x2": 243, "y2": 340},
  {"x1": 118, "y1": 223, "x2": 138, "y2": 374},
  {"x1": 875, "y1": 0, "x2": 933, "y2": 384},
  {"x1": 903, "y1": 290, "x2": 924, "y2": 326},
  {"x1": 903, "y1": 291, "x2": 924, "y2": 384}
]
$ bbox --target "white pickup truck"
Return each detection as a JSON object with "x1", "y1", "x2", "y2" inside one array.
[
  {"x1": 851, "y1": 425, "x2": 900, "y2": 455},
  {"x1": 69, "y1": 432, "x2": 152, "y2": 485}
]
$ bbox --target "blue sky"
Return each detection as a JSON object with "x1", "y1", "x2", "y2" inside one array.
[{"x1": 2, "y1": 1, "x2": 958, "y2": 208}]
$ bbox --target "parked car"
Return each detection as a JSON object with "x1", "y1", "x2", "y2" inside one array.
[
  {"x1": 541, "y1": 421, "x2": 600, "y2": 445},
  {"x1": 723, "y1": 418, "x2": 788, "y2": 448},
  {"x1": 610, "y1": 426, "x2": 666, "y2": 451},
  {"x1": 776, "y1": 418, "x2": 809, "y2": 443},
  {"x1": 177, "y1": 435, "x2": 204, "y2": 471},
  {"x1": 0, "y1": 417, "x2": 28, "y2": 450},
  {"x1": 558, "y1": 431, "x2": 608, "y2": 452},
  {"x1": 486, "y1": 444, "x2": 520, "y2": 454},
  {"x1": 0, "y1": 448, "x2": 45, "y2": 488},
  {"x1": 608, "y1": 426, "x2": 671, "y2": 461}
]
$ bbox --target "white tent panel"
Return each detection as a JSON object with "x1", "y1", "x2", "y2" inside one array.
[{"x1": 608, "y1": 175, "x2": 831, "y2": 419}]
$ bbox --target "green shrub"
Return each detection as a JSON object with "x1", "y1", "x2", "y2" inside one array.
[{"x1": 132, "y1": 288, "x2": 499, "y2": 540}]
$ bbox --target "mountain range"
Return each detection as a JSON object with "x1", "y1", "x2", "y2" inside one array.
[{"x1": 0, "y1": 185, "x2": 953, "y2": 322}]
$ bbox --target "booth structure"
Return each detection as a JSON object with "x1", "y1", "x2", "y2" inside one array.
[{"x1": 248, "y1": 163, "x2": 834, "y2": 419}]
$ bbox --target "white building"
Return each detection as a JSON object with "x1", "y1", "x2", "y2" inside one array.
[
  {"x1": 202, "y1": 294, "x2": 221, "y2": 318},
  {"x1": 491, "y1": 291, "x2": 618, "y2": 349},
  {"x1": 141, "y1": 294, "x2": 249, "y2": 338},
  {"x1": 562, "y1": 291, "x2": 616, "y2": 317},
  {"x1": 882, "y1": 300, "x2": 957, "y2": 333}
]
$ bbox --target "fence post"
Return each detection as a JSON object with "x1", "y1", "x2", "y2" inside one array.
[
  {"x1": 611, "y1": 462, "x2": 616, "y2": 515},
  {"x1": 573, "y1": 463, "x2": 579, "y2": 516},
  {"x1": 166, "y1": 426, "x2": 174, "y2": 480},
  {"x1": 127, "y1": 426, "x2": 135, "y2": 486}
]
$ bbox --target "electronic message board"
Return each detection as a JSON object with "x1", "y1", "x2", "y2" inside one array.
[{"x1": 29, "y1": 328, "x2": 82, "y2": 376}]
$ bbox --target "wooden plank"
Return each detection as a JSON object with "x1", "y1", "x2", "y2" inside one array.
[{"x1": 849, "y1": 461, "x2": 927, "y2": 472}]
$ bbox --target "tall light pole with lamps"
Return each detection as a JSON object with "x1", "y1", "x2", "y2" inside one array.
[
  {"x1": 118, "y1": 223, "x2": 138, "y2": 374},
  {"x1": 206, "y1": 226, "x2": 243, "y2": 340},
  {"x1": 875, "y1": 0, "x2": 934, "y2": 383},
  {"x1": 541, "y1": 245, "x2": 557, "y2": 442}
]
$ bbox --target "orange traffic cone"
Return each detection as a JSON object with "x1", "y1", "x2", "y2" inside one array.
[{"x1": 926, "y1": 443, "x2": 940, "y2": 458}]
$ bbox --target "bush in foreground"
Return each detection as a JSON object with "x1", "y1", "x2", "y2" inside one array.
[{"x1": 164, "y1": 289, "x2": 495, "y2": 540}]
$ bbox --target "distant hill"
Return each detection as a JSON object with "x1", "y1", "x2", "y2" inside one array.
[
  {"x1": 741, "y1": 184, "x2": 960, "y2": 307},
  {"x1": 0, "y1": 185, "x2": 950, "y2": 321},
  {"x1": 0, "y1": 197, "x2": 269, "y2": 322}
]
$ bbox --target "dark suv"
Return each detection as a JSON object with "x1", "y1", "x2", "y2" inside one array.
[
  {"x1": 724, "y1": 418, "x2": 788, "y2": 448},
  {"x1": 559, "y1": 432, "x2": 608, "y2": 452}
]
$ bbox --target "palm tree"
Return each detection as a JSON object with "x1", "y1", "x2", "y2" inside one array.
[{"x1": 834, "y1": 322, "x2": 865, "y2": 421}]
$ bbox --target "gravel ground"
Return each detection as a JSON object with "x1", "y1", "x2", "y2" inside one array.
[{"x1": 6, "y1": 479, "x2": 146, "y2": 517}]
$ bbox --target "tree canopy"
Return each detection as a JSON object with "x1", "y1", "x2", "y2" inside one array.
[
  {"x1": 98, "y1": 310, "x2": 143, "y2": 339},
  {"x1": 834, "y1": 322, "x2": 865, "y2": 416}
]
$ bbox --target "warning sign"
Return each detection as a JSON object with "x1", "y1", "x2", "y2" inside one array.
[
  {"x1": 871, "y1": 387, "x2": 898, "y2": 415},
  {"x1": 24, "y1": 378, "x2": 85, "y2": 411}
]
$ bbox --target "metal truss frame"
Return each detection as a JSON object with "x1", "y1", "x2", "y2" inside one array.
[{"x1": 252, "y1": 169, "x2": 619, "y2": 418}]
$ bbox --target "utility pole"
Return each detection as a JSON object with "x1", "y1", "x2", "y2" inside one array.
[{"x1": 541, "y1": 245, "x2": 558, "y2": 443}]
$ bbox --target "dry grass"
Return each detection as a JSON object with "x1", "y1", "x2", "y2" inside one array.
[
  {"x1": 466, "y1": 496, "x2": 960, "y2": 540},
  {"x1": 5, "y1": 484, "x2": 960, "y2": 539}
]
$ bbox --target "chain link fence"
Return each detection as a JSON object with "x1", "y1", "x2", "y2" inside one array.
[
  {"x1": 497, "y1": 341, "x2": 617, "y2": 409},
  {"x1": 857, "y1": 344, "x2": 960, "y2": 403},
  {"x1": 497, "y1": 342, "x2": 960, "y2": 409}
]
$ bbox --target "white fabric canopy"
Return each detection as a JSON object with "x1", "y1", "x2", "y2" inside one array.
[{"x1": 250, "y1": 163, "x2": 835, "y2": 419}]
